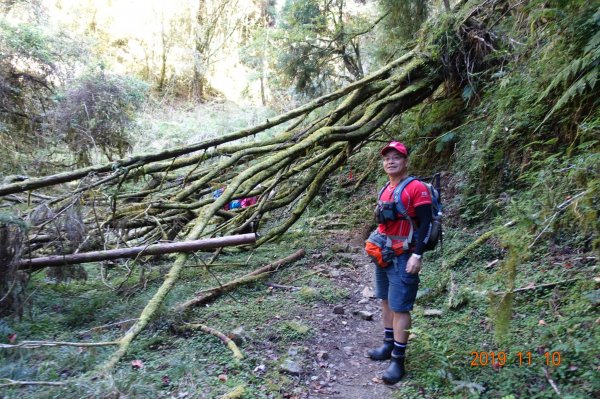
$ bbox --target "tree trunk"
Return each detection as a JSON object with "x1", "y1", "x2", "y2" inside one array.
[{"x1": 19, "y1": 233, "x2": 257, "y2": 271}]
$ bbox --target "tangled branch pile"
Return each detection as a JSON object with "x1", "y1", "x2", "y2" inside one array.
[
  {"x1": 0, "y1": 0, "x2": 508, "y2": 272},
  {"x1": 6, "y1": 51, "x2": 442, "y2": 267}
]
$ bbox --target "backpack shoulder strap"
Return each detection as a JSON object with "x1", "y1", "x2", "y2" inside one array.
[
  {"x1": 377, "y1": 181, "x2": 390, "y2": 201},
  {"x1": 392, "y1": 176, "x2": 416, "y2": 216}
]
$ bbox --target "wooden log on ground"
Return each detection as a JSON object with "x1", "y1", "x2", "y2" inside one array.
[{"x1": 19, "y1": 233, "x2": 257, "y2": 271}]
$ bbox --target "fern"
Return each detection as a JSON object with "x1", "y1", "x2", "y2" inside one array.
[{"x1": 537, "y1": 10, "x2": 600, "y2": 124}]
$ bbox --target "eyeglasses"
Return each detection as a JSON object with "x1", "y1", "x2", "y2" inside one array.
[{"x1": 383, "y1": 154, "x2": 405, "y2": 162}]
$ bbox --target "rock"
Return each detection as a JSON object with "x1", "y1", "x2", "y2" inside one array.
[
  {"x1": 361, "y1": 286, "x2": 375, "y2": 298},
  {"x1": 358, "y1": 298, "x2": 369, "y2": 305},
  {"x1": 342, "y1": 346, "x2": 353, "y2": 356},
  {"x1": 288, "y1": 346, "x2": 299, "y2": 356},
  {"x1": 329, "y1": 269, "x2": 342, "y2": 277},
  {"x1": 280, "y1": 359, "x2": 302, "y2": 375},
  {"x1": 423, "y1": 309, "x2": 444, "y2": 317},
  {"x1": 357, "y1": 311, "x2": 373, "y2": 321},
  {"x1": 333, "y1": 305, "x2": 345, "y2": 314},
  {"x1": 586, "y1": 290, "x2": 600, "y2": 306},
  {"x1": 330, "y1": 243, "x2": 350, "y2": 253},
  {"x1": 316, "y1": 351, "x2": 329, "y2": 361},
  {"x1": 229, "y1": 326, "x2": 247, "y2": 346},
  {"x1": 416, "y1": 287, "x2": 432, "y2": 299}
]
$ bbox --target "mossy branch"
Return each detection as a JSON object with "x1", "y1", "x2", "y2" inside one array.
[
  {"x1": 174, "y1": 248, "x2": 305, "y2": 312},
  {"x1": 173, "y1": 323, "x2": 244, "y2": 361},
  {"x1": 444, "y1": 220, "x2": 515, "y2": 270}
]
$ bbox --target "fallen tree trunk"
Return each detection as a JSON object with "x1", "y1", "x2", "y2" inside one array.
[
  {"x1": 0, "y1": 53, "x2": 414, "y2": 197},
  {"x1": 5, "y1": 48, "x2": 442, "y2": 263},
  {"x1": 19, "y1": 233, "x2": 257, "y2": 270}
]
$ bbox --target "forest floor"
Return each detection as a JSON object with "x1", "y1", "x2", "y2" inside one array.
[
  {"x1": 263, "y1": 229, "x2": 403, "y2": 399},
  {"x1": 1, "y1": 211, "x2": 598, "y2": 399}
]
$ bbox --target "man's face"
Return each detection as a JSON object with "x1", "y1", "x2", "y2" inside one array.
[{"x1": 382, "y1": 150, "x2": 407, "y2": 176}]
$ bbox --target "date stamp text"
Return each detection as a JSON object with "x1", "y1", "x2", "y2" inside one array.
[{"x1": 470, "y1": 351, "x2": 562, "y2": 367}]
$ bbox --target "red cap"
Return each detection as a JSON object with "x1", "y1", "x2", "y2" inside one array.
[{"x1": 380, "y1": 141, "x2": 408, "y2": 156}]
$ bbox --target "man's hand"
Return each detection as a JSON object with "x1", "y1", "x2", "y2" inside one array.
[{"x1": 406, "y1": 254, "x2": 422, "y2": 274}]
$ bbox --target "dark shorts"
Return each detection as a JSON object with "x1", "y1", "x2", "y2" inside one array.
[{"x1": 374, "y1": 253, "x2": 420, "y2": 312}]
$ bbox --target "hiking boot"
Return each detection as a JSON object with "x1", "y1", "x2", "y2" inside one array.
[
  {"x1": 367, "y1": 339, "x2": 394, "y2": 361},
  {"x1": 382, "y1": 355, "x2": 405, "y2": 384}
]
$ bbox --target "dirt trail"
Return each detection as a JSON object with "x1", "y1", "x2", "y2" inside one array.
[{"x1": 293, "y1": 233, "x2": 410, "y2": 399}]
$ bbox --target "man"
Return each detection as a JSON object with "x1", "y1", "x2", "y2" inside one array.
[{"x1": 367, "y1": 141, "x2": 432, "y2": 384}]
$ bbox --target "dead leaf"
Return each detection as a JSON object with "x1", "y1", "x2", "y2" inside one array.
[
  {"x1": 7, "y1": 333, "x2": 16, "y2": 344},
  {"x1": 131, "y1": 359, "x2": 144, "y2": 369},
  {"x1": 218, "y1": 374, "x2": 228, "y2": 382},
  {"x1": 537, "y1": 346, "x2": 546, "y2": 355},
  {"x1": 538, "y1": 319, "x2": 546, "y2": 326}
]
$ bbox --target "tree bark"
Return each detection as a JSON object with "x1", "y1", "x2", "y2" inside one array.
[{"x1": 19, "y1": 233, "x2": 257, "y2": 271}]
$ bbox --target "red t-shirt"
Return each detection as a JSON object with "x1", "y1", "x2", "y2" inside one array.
[{"x1": 377, "y1": 179, "x2": 432, "y2": 237}]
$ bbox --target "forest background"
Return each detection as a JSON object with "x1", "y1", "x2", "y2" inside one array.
[{"x1": 0, "y1": 0, "x2": 598, "y2": 398}]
